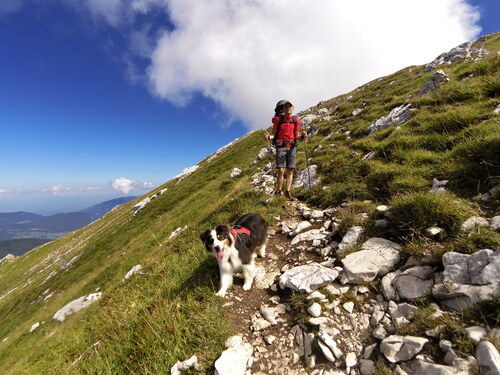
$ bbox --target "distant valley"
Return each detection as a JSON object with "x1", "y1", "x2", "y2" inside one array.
[{"x1": 0, "y1": 196, "x2": 137, "y2": 257}]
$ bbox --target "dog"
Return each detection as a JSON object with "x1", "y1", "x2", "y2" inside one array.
[{"x1": 199, "y1": 213, "x2": 267, "y2": 297}]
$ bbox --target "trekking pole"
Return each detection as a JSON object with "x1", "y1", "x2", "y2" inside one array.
[
  {"x1": 264, "y1": 130, "x2": 277, "y2": 192},
  {"x1": 302, "y1": 132, "x2": 312, "y2": 190}
]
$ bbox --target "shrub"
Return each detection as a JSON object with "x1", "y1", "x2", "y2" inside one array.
[{"x1": 389, "y1": 192, "x2": 472, "y2": 240}]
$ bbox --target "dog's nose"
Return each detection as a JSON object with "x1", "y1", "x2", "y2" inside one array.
[{"x1": 214, "y1": 245, "x2": 220, "y2": 251}]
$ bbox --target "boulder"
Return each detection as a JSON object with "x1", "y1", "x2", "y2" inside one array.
[
  {"x1": 393, "y1": 266, "x2": 434, "y2": 300},
  {"x1": 380, "y1": 335, "x2": 428, "y2": 363},
  {"x1": 341, "y1": 238, "x2": 401, "y2": 284},
  {"x1": 476, "y1": 340, "x2": 500, "y2": 375},
  {"x1": 364, "y1": 104, "x2": 413, "y2": 136},
  {"x1": 214, "y1": 336, "x2": 253, "y2": 375},
  {"x1": 279, "y1": 263, "x2": 340, "y2": 293},
  {"x1": 461, "y1": 216, "x2": 489, "y2": 231},
  {"x1": 432, "y1": 249, "x2": 500, "y2": 310},
  {"x1": 418, "y1": 69, "x2": 449, "y2": 96},
  {"x1": 293, "y1": 164, "x2": 320, "y2": 190},
  {"x1": 338, "y1": 226, "x2": 365, "y2": 254},
  {"x1": 53, "y1": 292, "x2": 102, "y2": 322}
]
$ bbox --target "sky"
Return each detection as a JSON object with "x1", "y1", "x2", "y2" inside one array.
[{"x1": 0, "y1": 0, "x2": 498, "y2": 214}]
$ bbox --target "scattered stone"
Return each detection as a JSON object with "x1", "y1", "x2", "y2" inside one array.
[
  {"x1": 432, "y1": 249, "x2": 500, "y2": 310},
  {"x1": 171, "y1": 355, "x2": 200, "y2": 375},
  {"x1": 364, "y1": 104, "x2": 413, "y2": 135},
  {"x1": 393, "y1": 266, "x2": 435, "y2": 300},
  {"x1": 380, "y1": 335, "x2": 428, "y2": 363},
  {"x1": 461, "y1": 216, "x2": 489, "y2": 231},
  {"x1": 341, "y1": 238, "x2": 401, "y2": 284},
  {"x1": 476, "y1": 341, "x2": 500, "y2": 375},
  {"x1": 465, "y1": 326, "x2": 487, "y2": 345},
  {"x1": 279, "y1": 263, "x2": 340, "y2": 293},
  {"x1": 338, "y1": 226, "x2": 364, "y2": 253},
  {"x1": 423, "y1": 41, "x2": 473, "y2": 71},
  {"x1": 123, "y1": 265, "x2": 143, "y2": 281},
  {"x1": 53, "y1": 292, "x2": 102, "y2": 322},
  {"x1": 430, "y1": 178, "x2": 448, "y2": 194},
  {"x1": 214, "y1": 335, "x2": 253, "y2": 375},
  {"x1": 229, "y1": 168, "x2": 242, "y2": 178},
  {"x1": 491, "y1": 216, "x2": 500, "y2": 232},
  {"x1": 418, "y1": 69, "x2": 449, "y2": 96},
  {"x1": 29, "y1": 322, "x2": 40, "y2": 333},
  {"x1": 308, "y1": 303, "x2": 322, "y2": 318}
]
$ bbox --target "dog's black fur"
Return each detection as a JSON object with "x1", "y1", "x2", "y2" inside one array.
[{"x1": 200, "y1": 213, "x2": 267, "y2": 297}]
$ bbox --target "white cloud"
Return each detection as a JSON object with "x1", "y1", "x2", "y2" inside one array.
[
  {"x1": 145, "y1": 0, "x2": 481, "y2": 129},
  {"x1": 110, "y1": 177, "x2": 154, "y2": 194}
]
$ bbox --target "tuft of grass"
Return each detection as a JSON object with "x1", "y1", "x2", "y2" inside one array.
[
  {"x1": 388, "y1": 192, "x2": 473, "y2": 241},
  {"x1": 449, "y1": 227, "x2": 500, "y2": 254}
]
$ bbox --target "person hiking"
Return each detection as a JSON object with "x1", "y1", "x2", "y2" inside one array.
[{"x1": 264, "y1": 100, "x2": 306, "y2": 201}]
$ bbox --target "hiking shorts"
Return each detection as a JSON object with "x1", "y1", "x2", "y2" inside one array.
[{"x1": 276, "y1": 146, "x2": 297, "y2": 169}]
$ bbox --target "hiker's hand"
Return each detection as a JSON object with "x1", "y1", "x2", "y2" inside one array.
[
  {"x1": 301, "y1": 131, "x2": 307, "y2": 141},
  {"x1": 264, "y1": 132, "x2": 272, "y2": 141}
]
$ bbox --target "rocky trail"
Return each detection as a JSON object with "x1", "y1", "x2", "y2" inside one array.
[{"x1": 209, "y1": 192, "x2": 500, "y2": 375}]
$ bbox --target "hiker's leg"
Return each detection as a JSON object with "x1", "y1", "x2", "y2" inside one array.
[
  {"x1": 285, "y1": 168, "x2": 294, "y2": 191},
  {"x1": 277, "y1": 168, "x2": 286, "y2": 191}
]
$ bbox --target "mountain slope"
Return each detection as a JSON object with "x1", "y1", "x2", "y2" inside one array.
[{"x1": 0, "y1": 33, "x2": 498, "y2": 374}]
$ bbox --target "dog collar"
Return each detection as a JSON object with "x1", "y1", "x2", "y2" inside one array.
[{"x1": 229, "y1": 226, "x2": 251, "y2": 242}]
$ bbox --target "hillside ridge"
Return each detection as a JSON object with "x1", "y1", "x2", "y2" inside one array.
[{"x1": 0, "y1": 32, "x2": 498, "y2": 374}]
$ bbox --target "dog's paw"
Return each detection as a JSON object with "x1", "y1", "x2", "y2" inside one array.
[{"x1": 216, "y1": 290, "x2": 227, "y2": 297}]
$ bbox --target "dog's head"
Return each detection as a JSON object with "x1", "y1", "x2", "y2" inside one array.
[{"x1": 200, "y1": 224, "x2": 234, "y2": 261}]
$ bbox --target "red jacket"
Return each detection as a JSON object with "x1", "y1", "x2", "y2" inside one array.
[{"x1": 272, "y1": 116, "x2": 300, "y2": 147}]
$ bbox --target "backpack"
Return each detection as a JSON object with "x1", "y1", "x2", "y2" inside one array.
[{"x1": 272, "y1": 115, "x2": 299, "y2": 147}]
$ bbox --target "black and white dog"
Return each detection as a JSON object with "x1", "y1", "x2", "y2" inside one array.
[{"x1": 200, "y1": 213, "x2": 267, "y2": 297}]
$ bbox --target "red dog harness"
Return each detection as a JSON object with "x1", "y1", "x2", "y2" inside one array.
[{"x1": 230, "y1": 226, "x2": 251, "y2": 243}]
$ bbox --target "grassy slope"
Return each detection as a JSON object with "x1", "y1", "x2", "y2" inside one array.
[{"x1": 0, "y1": 33, "x2": 499, "y2": 374}]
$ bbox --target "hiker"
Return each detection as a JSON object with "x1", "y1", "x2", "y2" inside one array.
[{"x1": 264, "y1": 100, "x2": 307, "y2": 201}]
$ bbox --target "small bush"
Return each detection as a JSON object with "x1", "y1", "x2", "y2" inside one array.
[{"x1": 389, "y1": 192, "x2": 472, "y2": 240}]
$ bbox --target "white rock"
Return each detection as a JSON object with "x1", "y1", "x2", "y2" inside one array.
[
  {"x1": 289, "y1": 221, "x2": 312, "y2": 237},
  {"x1": 338, "y1": 226, "x2": 365, "y2": 253},
  {"x1": 461, "y1": 216, "x2": 489, "y2": 231},
  {"x1": 214, "y1": 338, "x2": 253, "y2": 375},
  {"x1": 171, "y1": 355, "x2": 200, "y2": 375},
  {"x1": 123, "y1": 265, "x2": 143, "y2": 281},
  {"x1": 465, "y1": 326, "x2": 487, "y2": 345},
  {"x1": 476, "y1": 340, "x2": 500, "y2": 375},
  {"x1": 380, "y1": 335, "x2": 428, "y2": 363},
  {"x1": 279, "y1": 263, "x2": 339, "y2": 293},
  {"x1": 29, "y1": 322, "x2": 40, "y2": 333},
  {"x1": 343, "y1": 302, "x2": 354, "y2": 313},
  {"x1": 53, "y1": 292, "x2": 102, "y2": 322},
  {"x1": 308, "y1": 303, "x2": 322, "y2": 318},
  {"x1": 346, "y1": 352, "x2": 358, "y2": 367}
]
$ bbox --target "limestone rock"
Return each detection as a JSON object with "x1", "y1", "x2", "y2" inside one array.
[
  {"x1": 364, "y1": 104, "x2": 413, "y2": 136},
  {"x1": 432, "y1": 249, "x2": 500, "y2": 310},
  {"x1": 53, "y1": 292, "x2": 102, "y2": 322},
  {"x1": 214, "y1": 335, "x2": 253, "y2": 375},
  {"x1": 338, "y1": 226, "x2": 364, "y2": 254},
  {"x1": 380, "y1": 335, "x2": 428, "y2": 363},
  {"x1": 393, "y1": 266, "x2": 434, "y2": 300},
  {"x1": 341, "y1": 238, "x2": 401, "y2": 284},
  {"x1": 418, "y1": 69, "x2": 449, "y2": 96},
  {"x1": 279, "y1": 263, "x2": 339, "y2": 293},
  {"x1": 476, "y1": 340, "x2": 500, "y2": 375}
]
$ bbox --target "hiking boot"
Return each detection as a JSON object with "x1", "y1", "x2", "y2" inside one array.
[
  {"x1": 274, "y1": 190, "x2": 283, "y2": 196},
  {"x1": 285, "y1": 191, "x2": 297, "y2": 201}
]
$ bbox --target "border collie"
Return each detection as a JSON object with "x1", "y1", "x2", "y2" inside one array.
[{"x1": 200, "y1": 213, "x2": 267, "y2": 297}]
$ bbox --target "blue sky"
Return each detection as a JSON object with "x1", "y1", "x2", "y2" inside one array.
[{"x1": 0, "y1": 0, "x2": 498, "y2": 214}]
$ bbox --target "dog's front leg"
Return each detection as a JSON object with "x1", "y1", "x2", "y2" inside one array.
[
  {"x1": 242, "y1": 263, "x2": 256, "y2": 291},
  {"x1": 216, "y1": 261, "x2": 233, "y2": 297}
]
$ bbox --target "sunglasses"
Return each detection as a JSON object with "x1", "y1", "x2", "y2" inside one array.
[{"x1": 284, "y1": 104, "x2": 293, "y2": 108}]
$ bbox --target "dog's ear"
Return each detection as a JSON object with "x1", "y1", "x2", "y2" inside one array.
[{"x1": 199, "y1": 229, "x2": 211, "y2": 243}]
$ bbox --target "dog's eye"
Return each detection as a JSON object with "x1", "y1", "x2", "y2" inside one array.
[{"x1": 217, "y1": 234, "x2": 225, "y2": 240}]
